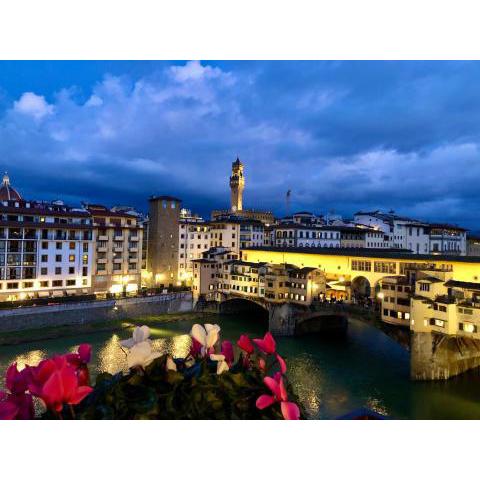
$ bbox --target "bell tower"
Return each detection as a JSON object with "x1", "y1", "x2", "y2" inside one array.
[{"x1": 229, "y1": 157, "x2": 245, "y2": 212}]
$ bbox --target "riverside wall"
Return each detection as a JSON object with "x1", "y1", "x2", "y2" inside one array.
[{"x1": 0, "y1": 292, "x2": 193, "y2": 333}]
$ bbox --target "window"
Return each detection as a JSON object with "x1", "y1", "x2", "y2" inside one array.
[
  {"x1": 41, "y1": 267, "x2": 48, "y2": 275},
  {"x1": 82, "y1": 267, "x2": 88, "y2": 277},
  {"x1": 55, "y1": 267, "x2": 61, "y2": 275},
  {"x1": 374, "y1": 262, "x2": 396, "y2": 274},
  {"x1": 352, "y1": 260, "x2": 371, "y2": 272},
  {"x1": 42, "y1": 241, "x2": 48, "y2": 249},
  {"x1": 7, "y1": 282, "x2": 19, "y2": 289},
  {"x1": 69, "y1": 254, "x2": 75, "y2": 262},
  {"x1": 40, "y1": 281, "x2": 49, "y2": 288},
  {"x1": 23, "y1": 281, "x2": 34, "y2": 288},
  {"x1": 82, "y1": 254, "x2": 88, "y2": 264},
  {"x1": 56, "y1": 242, "x2": 62, "y2": 250},
  {"x1": 69, "y1": 266, "x2": 75, "y2": 274},
  {"x1": 41, "y1": 254, "x2": 48, "y2": 262},
  {"x1": 83, "y1": 243, "x2": 89, "y2": 252},
  {"x1": 419, "y1": 283, "x2": 430, "y2": 292},
  {"x1": 52, "y1": 280, "x2": 63, "y2": 287},
  {"x1": 66, "y1": 279, "x2": 76, "y2": 286},
  {"x1": 55, "y1": 254, "x2": 62, "y2": 262},
  {"x1": 69, "y1": 242, "x2": 75, "y2": 250}
]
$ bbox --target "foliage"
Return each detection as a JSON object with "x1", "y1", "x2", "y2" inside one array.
[{"x1": 0, "y1": 324, "x2": 304, "y2": 420}]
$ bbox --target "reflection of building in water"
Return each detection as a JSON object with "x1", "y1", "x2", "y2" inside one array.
[{"x1": 97, "y1": 334, "x2": 128, "y2": 374}]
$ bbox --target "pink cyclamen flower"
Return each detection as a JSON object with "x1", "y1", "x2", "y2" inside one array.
[
  {"x1": 6, "y1": 363, "x2": 30, "y2": 394},
  {"x1": 1, "y1": 363, "x2": 35, "y2": 420},
  {"x1": 237, "y1": 334, "x2": 254, "y2": 355},
  {"x1": 253, "y1": 332, "x2": 276, "y2": 355},
  {"x1": 29, "y1": 356, "x2": 92, "y2": 413},
  {"x1": 189, "y1": 337, "x2": 203, "y2": 357},
  {"x1": 256, "y1": 376, "x2": 300, "y2": 420},
  {"x1": 275, "y1": 353, "x2": 287, "y2": 374},
  {"x1": 0, "y1": 392, "x2": 18, "y2": 420},
  {"x1": 65, "y1": 344, "x2": 92, "y2": 386},
  {"x1": 221, "y1": 341, "x2": 234, "y2": 366}
]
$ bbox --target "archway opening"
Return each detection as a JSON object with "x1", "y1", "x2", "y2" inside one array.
[
  {"x1": 351, "y1": 276, "x2": 371, "y2": 300},
  {"x1": 219, "y1": 297, "x2": 269, "y2": 324}
]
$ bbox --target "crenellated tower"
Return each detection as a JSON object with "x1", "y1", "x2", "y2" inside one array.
[{"x1": 229, "y1": 157, "x2": 245, "y2": 212}]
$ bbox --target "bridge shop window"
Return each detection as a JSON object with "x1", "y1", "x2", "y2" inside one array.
[
  {"x1": 351, "y1": 260, "x2": 371, "y2": 272},
  {"x1": 374, "y1": 261, "x2": 396, "y2": 274}
]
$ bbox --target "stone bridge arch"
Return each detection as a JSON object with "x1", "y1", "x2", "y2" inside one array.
[
  {"x1": 219, "y1": 296, "x2": 269, "y2": 323},
  {"x1": 351, "y1": 275, "x2": 371, "y2": 299}
]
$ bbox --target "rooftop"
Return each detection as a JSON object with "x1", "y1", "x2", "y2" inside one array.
[
  {"x1": 444, "y1": 279, "x2": 480, "y2": 291},
  {"x1": 0, "y1": 173, "x2": 22, "y2": 202},
  {"x1": 149, "y1": 195, "x2": 182, "y2": 202},
  {"x1": 242, "y1": 246, "x2": 480, "y2": 263}
]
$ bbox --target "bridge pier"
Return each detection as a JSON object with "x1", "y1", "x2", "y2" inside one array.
[
  {"x1": 268, "y1": 303, "x2": 297, "y2": 336},
  {"x1": 411, "y1": 332, "x2": 480, "y2": 380}
]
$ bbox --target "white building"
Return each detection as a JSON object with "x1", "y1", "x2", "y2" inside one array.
[
  {"x1": 354, "y1": 210, "x2": 467, "y2": 255},
  {"x1": 0, "y1": 174, "x2": 95, "y2": 301}
]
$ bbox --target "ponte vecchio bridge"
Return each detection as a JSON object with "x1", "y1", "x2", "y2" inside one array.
[
  {"x1": 239, "y1": 247, "x2": 480, "y2": 380},
  {"x1": 241, "y1": 246, "x2": 480, "y2": 299}
]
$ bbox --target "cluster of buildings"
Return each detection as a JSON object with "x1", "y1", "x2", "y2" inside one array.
[
  {"x1": 0, "y1": 173, "x2": 143, "y2": 301},
  {"x1": 378, "y1": 265, "x2": 480, "y2": 339},
  {"x1": 1, "y1": 156, "x2": 478, "y2": 323},
  {"x1": 144, "y1": 158, "x2": 475, "y2": 291}
]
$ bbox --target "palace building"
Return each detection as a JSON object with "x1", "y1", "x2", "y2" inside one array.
[{"x1": 211, "y1": 157, "x2": 274, "y2": 225}]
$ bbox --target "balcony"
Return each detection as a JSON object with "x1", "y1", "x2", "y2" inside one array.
[
  {"x1": 114, "y1": 235, "x2": 124, "y2": 241},
  {"x1": 114, "y1": 247, "x2": 123, "y2": 253},
  {"x1": 113, "y1": 258, "x2": 123, "y2": 263},
  {"x1": 98, "y1": 235, "x2": 108, "y2": 241},
  {"x1": 97, "y1": 258, "x2": 107, "y2": 264},
  {"x1": 97, "y1": 246, "x2": 107, "y2": 253},
  {"x1": 129, "y1": 236, "x2": 139, "y2": 242},
  {"x1": 129, "y1": 247, "x2": 138, "y2": 253}
]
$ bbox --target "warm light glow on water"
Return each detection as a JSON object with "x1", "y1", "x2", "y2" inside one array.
[
  {"x1": 2, "y1": 315, "x2": 480, "y2": 419},
  {"x1": 13, "y1": 350, "x2": 47, "y2": 371}
]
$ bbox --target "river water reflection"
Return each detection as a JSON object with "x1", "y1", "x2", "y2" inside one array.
[{"x1": 2, "y1": 315, "x2": 480, "y2": 419}]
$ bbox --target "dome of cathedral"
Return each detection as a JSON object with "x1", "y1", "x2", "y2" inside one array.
[{"x1": 0, "y1": 173, "x2": 22, "y2": 201}]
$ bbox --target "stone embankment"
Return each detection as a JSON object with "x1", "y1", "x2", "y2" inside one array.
[{"x1": 0, "y1": 292, "x2": 193, "y2": 333}]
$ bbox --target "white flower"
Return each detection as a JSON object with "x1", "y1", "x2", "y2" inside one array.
[
  {"x1": 127, "y1": 341, "x2": 162, "y2": 369},
  {"x1": 120, "y1": 325, "x2": 151, "y2": 349},
  {"x1": 166, "y1": 356, "x2": 177, "y2": 372},
  {"x1": 210, "y1": 353, "x2": 229, "y2": 375},
  {"x1": 190, "y1": 324, "x2": 221, "y2": 355}
]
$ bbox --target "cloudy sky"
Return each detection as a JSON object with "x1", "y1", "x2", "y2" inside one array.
[{"x1": 0, "y1": 60, "x2": 479, "y2": 229}]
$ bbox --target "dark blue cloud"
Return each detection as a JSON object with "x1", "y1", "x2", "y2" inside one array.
[{"x1": 0, "y1": 60, "x2": 478, "y2": 229}]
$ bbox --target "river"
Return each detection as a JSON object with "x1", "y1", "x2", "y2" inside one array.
[{"x1": 1, "y1": 314, "x2": 480, "y2": 419}]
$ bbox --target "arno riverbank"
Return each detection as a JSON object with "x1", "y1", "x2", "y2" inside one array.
[
  {"x1": 0, "y1": 290, "x2": 410, "y2": 350},
  {"x1": 0, "y1": 291, "x2": 198, "y2": 346}
]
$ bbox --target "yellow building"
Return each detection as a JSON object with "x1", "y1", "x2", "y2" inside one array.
[
  {"x1": 241, "y1": 246, "x2": 480, "y2": 299},
  {"x1": 192, "y1": 246, "x2": 326, "y2": 307},
  {"x1": 87, "y1": 205, "x2": 143, "y2": 296},
  {"x1": 411, "y1": 275, "x2": 480, "y2": 338}
]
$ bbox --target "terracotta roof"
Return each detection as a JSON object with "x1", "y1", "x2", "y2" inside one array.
[{"x1": 0, "y1": 173, "x2": 22, "y2": 201}]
